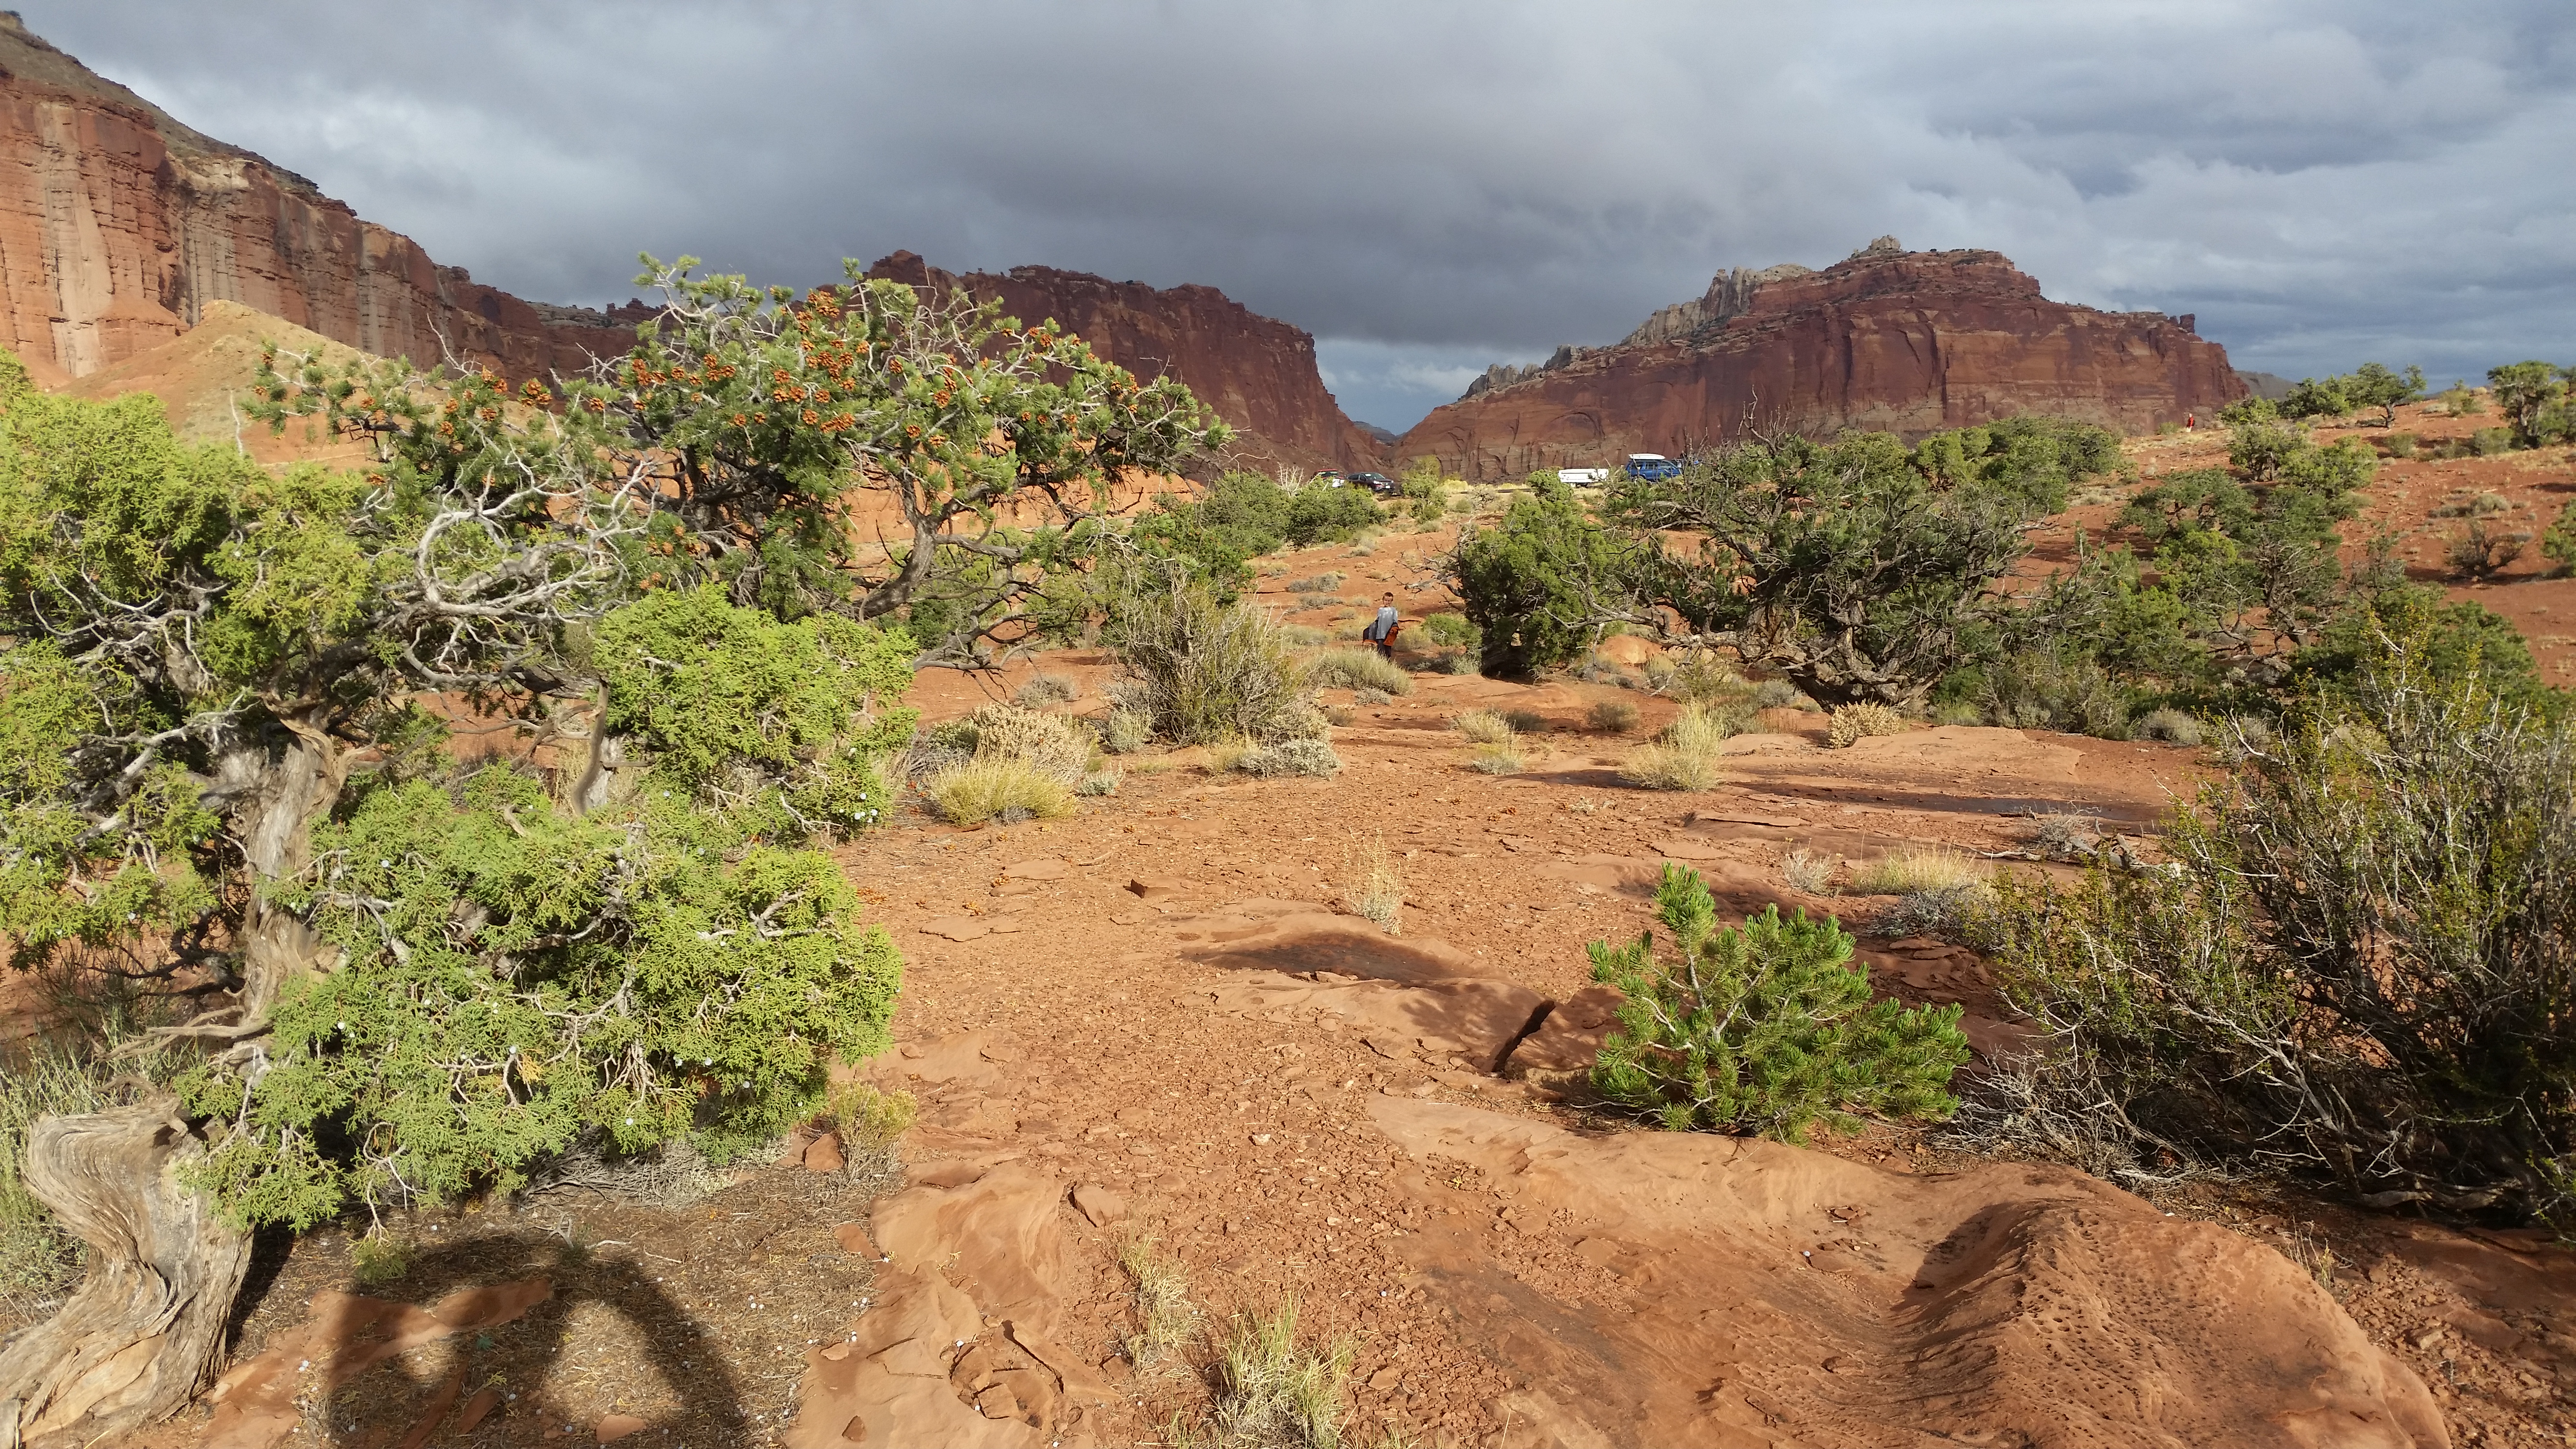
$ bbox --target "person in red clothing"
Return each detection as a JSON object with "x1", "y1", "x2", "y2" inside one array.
[{"x1": 1362, "y1": 592, "x2": 1401, "y2": 661}]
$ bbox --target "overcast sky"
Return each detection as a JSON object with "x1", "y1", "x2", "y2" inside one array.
[{"x1": 32, "y1": 1, "x2": 2575, "y2": 432}]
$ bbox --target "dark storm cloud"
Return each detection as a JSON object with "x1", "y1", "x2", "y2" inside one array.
[{"x1": 26, "y1": 1, "x2": 2575, "y2": 429}]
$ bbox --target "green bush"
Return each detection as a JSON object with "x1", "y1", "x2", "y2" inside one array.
[
  {"x1": 2489, "y1": 361, "x2": 2574, "y2": 448},
  {"x1": 1587, "y1": 866, "x2": 1969, "y2": 1141},
  {"x1": 2544, "y1": 500, "x2": 2576, "y2": 575},
  {"x1": 1826, "y1": 702, "x2": 1907, "y2": 747},
  {"x1": 1447, "y1": 477, "x2": 1633, "y2": 678},
  {"x1": 1284, "y1": 483, "x2": 1382, "y2": 547},
  {"x1": 1977, "y1": 650, "x2": 2134, "y2": 739},
  {"x1": 1112, "y1": 588, "x2": 1320, "y2": 744},
  {"x1": 2383, "y1": 432, "x2": 2417, "y2": 458},
  {"x1": 2473, "y1": 427, "x2": 2514, "y2": 456},
  {"x1": 1970, "y1": 628, "x2": 2576, "y2": 1215},
  {"x1": 1415, "y1": 611, "x2": 1478, "y2": 648},
  {"x1": 1587, "y1": 700, "x2": 1640, "y2": 733}
]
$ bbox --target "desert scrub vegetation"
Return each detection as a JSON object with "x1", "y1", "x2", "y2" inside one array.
[
  {"x1": 1464, "y1": 741, "x2": 1527, "y2": 775},
  {"x1": 1114, "y1": 588, "x2": 1324, "y2": 745},
  {"x1": 823, "y1": 1082, "x2": 919, "y2": 1152},
  {"x1": 1101, "y1": 706, "x2": 1152, "y2": 755},
  {"x1": 1620, "y1": 703, "x2": 1735, "y2": 790},
  {"x1": 1118, "y1": 1236, "x2": 1196, "y2": 1374},
  {"x1": 1203, "y1": 1299, "x2": 1355, "y2": 1449},
  {"x1": 927, "y1": 757, "x2": 1076, "y2": 824},
  {"x1": 1012, "y1": 672, "x2": 1079, "y2": 706},
  {"x1": 1587, "y1": 699, "x2": 1640, "y2": 733},
  {"x1": 1778, "y1": 848, "x2": 1835, "y2": 895},
  {"x1": 1852, "y1": 846, "x2": 1993, "y2": 935},
  {"x1": 1304, "y1": 647, "x2": 1410, "y2": 695},
  {"x1": 1588, "y1": 865, "x2": 1970, "y2": 1140},
  {"x1": 1232, "y1": 738, "x2": 1343, "y2": 779},
  {"x1": 1969, "y1": 627, "x2": 2576, "y2": 1218},
  {"x1": 1447, "y1": 476, "x2": 1637, "y2": 677},
  {"x1": 0, "y1": 252, "x2": 1226, "y2": 1430},
  {"x1": 1450, "y1": 708, "x2": 1515, "y2": 744},
  {"x1": 1344, "y1": 834, "x2": 1404, "y2": 934},
  {"x1": 1827, "y1": 702, "x2": 1907, "y2": 747},
  {"x1": 962, "y1": 701, "x2": 1094, "y2": 784}
]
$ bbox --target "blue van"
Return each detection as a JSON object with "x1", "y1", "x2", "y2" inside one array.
[{"x1": 1624, "y1": 453, "x2": 1685, "y2": 481}]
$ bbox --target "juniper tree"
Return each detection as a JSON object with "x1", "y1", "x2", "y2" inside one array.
[
  {"x1": 0, "y1": 258, "x2": 1198, "y2": 1440},
  {"x1": 1587, "y1": 865, "x2": 1968, "y2": 1141}
]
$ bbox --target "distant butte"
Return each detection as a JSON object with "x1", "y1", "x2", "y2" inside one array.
[
  {"x1": 0, "y1": 14, "x2": 646, "y2": 389},
  {"x1": 1400, "y1": 236, "x2": 2246, "y2": 478},
  {"x1": 866, "y1": 250, "x2": 1388, "y2": 476}
]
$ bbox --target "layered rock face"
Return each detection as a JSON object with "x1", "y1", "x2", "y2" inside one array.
[
  {"x1": 0, "y1": 16, "x2": 645, "y2": 388},
  {"x1": 867, "y1": 251, "x2": 1386, "y2": 476},
  {"x1": 1402, "y1": 239, "x2": 2245, "y2": 479}
]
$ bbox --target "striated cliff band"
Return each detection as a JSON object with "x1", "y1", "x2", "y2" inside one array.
[
  {"x1": 1400, "y1": 237, "x2": 2246, "y2": 479},
  {"x1": 866, "y1": 250, "x2": 1387, "y2": 476},
  {"x1": 0, "y1": 13, "x2": 646, "y2": 388}
]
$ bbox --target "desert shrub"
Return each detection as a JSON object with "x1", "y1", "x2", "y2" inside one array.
[
  {"x1": 1979, "y1": 651, "x2": 2133, "y2": 739},
  {"x1": 1284, "y1": 483, "x2": 1382, "y2": 547},
  {"x1": 1753, "y1": 678, "x2": 1809, "y2": 711},
  {"x1": 2489, "y1": 360, "x2": 2575, "y2": 448},
  {"x1": 1281, "y1": 572, "x2": 1344, "y2": 595},
  {"x1": 1350, "y1": 687, "x2": 1389, "y2": 707},
  {"x1": 1012, "y1": 673, "x2": 1079, "y2": 707},
  {"x1": 1234, "y1": 739, "x2": 1342, "y2": 778},
  {"x1": 2447, "y1": 518, "x2": 2527, "y2": 580},
  {"x1": 2383, "y1": 432, "x2": 2418, "y2": 458},
  {"x1": 1613, "y1": 432, "x2": 2055, "y2": 708},
  {"x1": 1304, "y1": 648, "x2": 1410, "y2": 695},
  {"x1": 1587, "y1": 700, "x2": 1640, "y2": 733},
  {"x1": 1465, "y1": 742, "x2": 1525, "y2": 774},
  {"x1": 1874, "y1": 883, "x2": 1992, "y2": 937},
  {"x1": 2029, "y1": 812, "x2": 2104, "y2": 861},
  {"x1": 1447, "y1": 477, "x2": 1635, "y2": 677},
  {"x1": 2438, "y1": 383, "x2": 2483, "y2": 416},
  {"x1": 1415, "y1": 611, "x2": 1478, "y2": 648},
  {"x1": 349, "y1": 1234, "x2": 412, "y2": 1288},
  {"x1": 1620, "y1": 704, "x2": 1734, "y2": 790},
  {"x1": 925, "y1": 757, "x2": 1075, "y2": 825},
  {"x1": 2278, "y1": 375, "x2": 2353, "y2": 422},
  {"x1": 2133, "y1": 708, "x2": 2204, "y2": 745},
  {"x1": 2541, "y1": 500, "x2": 2576, "y2": 577},
  {"x1": 1451, "y1": 709, "x2": 1515, "y2": 744},
  {"x1": 1850, "y1": 846, "x2": 1987, "y2": 897},
  {"x1": 1970, "y1": 629, "x2": 2576, "y2": 1215},
  {"x1": 966, "y1": 702, "x2": 1092, "y2": 784},
  {"x1": 1826, "y1": 702, "x2": 1906, "y2": 747},
  {"x1": 1501, "y1": 708, "x2": 1549, "y2": 733},
  {"x1": 1076, "y1": 770, "x2": 1122, "y2": 796},
  {"x1": 1101, "y1": 707, "x2": 1152, "y2": 755},
  {"x1": 824, "y1": 1082, "x2": 918, "y2": 1151},
  {"x1": 1587, "y1": 866, "x2": 1969, "y2": 1141},
  {"x1": 2218, "y1": 396, "x2": 2278, "y2": 426},
  {"x1": 1779, "y1": 849, "x2": 1835, "y2": 894},
  {"x1": 1113, "y1": 588, "x2": 1318, "y2": 744},
  {"x1": 2473, "y1": 427, "x2": 2513, "y2": 456},
  {"x1": 1345, "y1": 835, "x2": 1403, "y2": 935}
]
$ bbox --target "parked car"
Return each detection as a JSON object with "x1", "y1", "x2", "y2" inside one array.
[
  {"x1": 1557, "y1": 467, "x2": 1610, "y2": 485},
  {"x1": 1348, "y1": 471, "x2": 1399, "y2": 496},
  {"x1": 1624, "y1": 453, "x2": 1684, "y2": 481}
]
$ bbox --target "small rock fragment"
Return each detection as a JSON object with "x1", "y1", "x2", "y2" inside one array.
[{"x1": 1071, "y1": 1183, "x2": 1127, "y2": 1228}]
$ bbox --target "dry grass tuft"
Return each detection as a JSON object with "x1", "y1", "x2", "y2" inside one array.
[
  {"x1": 1345, "y1": 834, "x2": 1404, "y2": 935},
  {"x1": 1779, "y1": 848, "x2": 1835, "y2": 894},
  {"x1": 1586, "y1": 699, "x2": 1640, "y2": 734},
  {"x1": 924, "y1": 757, "x2": 1075, "y2": 825},
  {"x1": 1012, "y1": 672, "x2": 1079, "y2": 707},
  {"x1": 966, "y1": 702, "x2": 1093, "y2": 783},
  {"x1": 1209, "y1": 1298, "x2": 1355, "y2": 1449},
  {"x1": 1465, "y1": 741, "x2": 1526, "y2": 775},
  {"x1": 1827, "y1": 702, "x2": 1908, "y2": 747},
  {"x1": 1620, "y1": 703, "x2": 1735, "y2": 790},
  {"x1": 1120, "y1": 1236, "x2": 1197, "y2": 1374},
  {"x1": 1451, "y1": 709, "x2": 1514, "y2": 744},
  {"x1": 1304, "y1": 649, "x2": 1411, "y2": 695},
  {"x1": 1850, "y1": 845, "x2": 1987, "y2": 895}
]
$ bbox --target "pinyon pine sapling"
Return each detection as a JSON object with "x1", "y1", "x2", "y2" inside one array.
[{"x1": 1588, "y1": 865, "x2": 1969, "y2": 1142}]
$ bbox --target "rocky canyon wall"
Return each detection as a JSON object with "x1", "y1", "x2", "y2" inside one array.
[
  {"x1": 0, "y1": 14, "x2": 644, "y2": 389},
  {"x1": 867, "y1": 250, "x2": 1387, "y2": 477},
  {"x1": 1401, "y1": 240, "x2": 2245, "y2": 480}
]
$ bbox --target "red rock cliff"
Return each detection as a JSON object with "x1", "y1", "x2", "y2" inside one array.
[
  {"x1": 0, "y1": 15, "x2": 644, "y2": 388},
  {"x1": 1400, "y1": 241, "x2": 2245, "y2": 479},
  {"x1": 868, "y1": 250, "x2": 1385, "y2": 477}
]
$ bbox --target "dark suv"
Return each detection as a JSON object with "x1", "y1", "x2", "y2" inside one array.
[{"x1": 1348, "y1": 472, "x2": 1399, "y2": 496}]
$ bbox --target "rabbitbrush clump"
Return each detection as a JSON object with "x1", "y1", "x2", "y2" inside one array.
[
  {"x1": 1114, "y1": 588, "x2": 1324, "y2": 745},
  {"x1": 1589, "y1": 864, "x2": 1969, "y2": 1141}
]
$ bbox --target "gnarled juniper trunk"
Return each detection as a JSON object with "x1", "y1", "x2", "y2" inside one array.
[
  {"x1": 0, "y1": 724, "x2": 350, "y2": 1443},
  {"x1": 0, "y1": 1100, "x2": 250, "y2": 1448}
]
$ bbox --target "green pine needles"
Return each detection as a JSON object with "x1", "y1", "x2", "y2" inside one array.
[{"x1": 1587, "y1": 864, "x2": 1970, "y2": 1141}]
